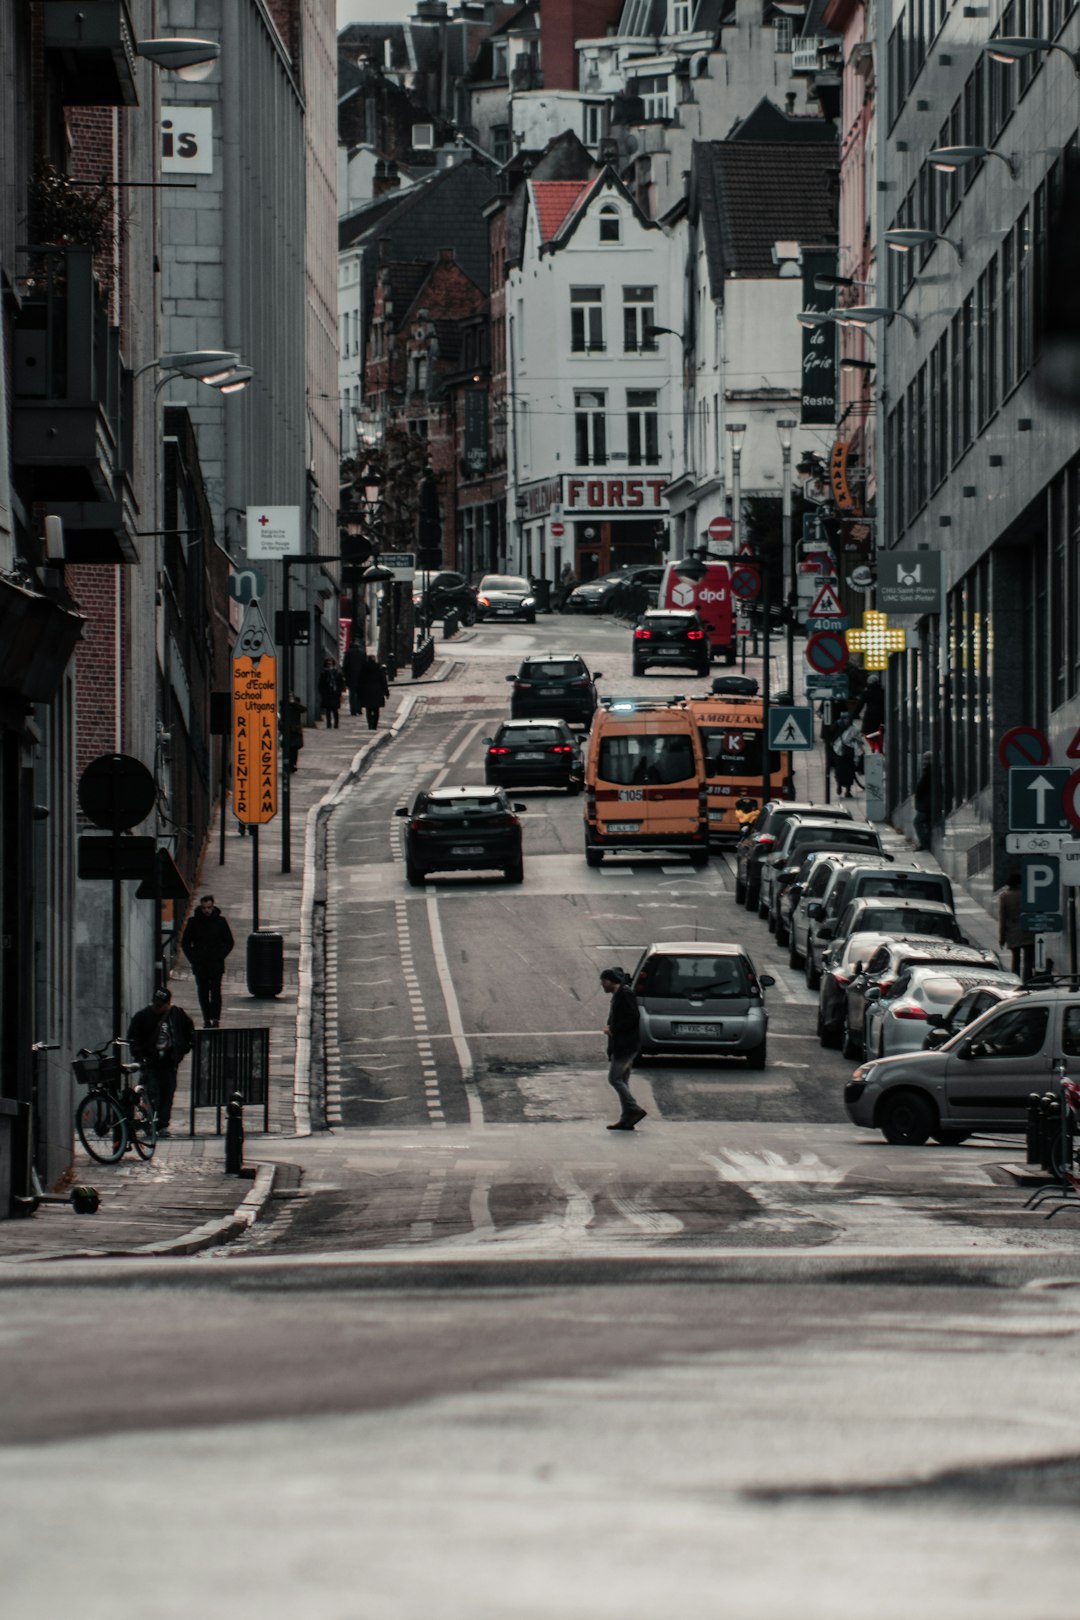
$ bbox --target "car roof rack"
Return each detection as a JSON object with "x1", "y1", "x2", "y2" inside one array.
[
  {"x1": 599, "y1": 695, "x2": 687, "y2": 710},
  {"x1": 1024, "y1": 974, "x2": 1080, "y2": 991}
]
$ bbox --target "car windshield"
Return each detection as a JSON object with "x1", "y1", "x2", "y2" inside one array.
[
  {"x1": 905, "y1": 974, "x2": 967, "y2": 1006},
  {"x1": 482, "y1": 576, "x2": 529, "y2": 592},
  {"x1": 521, "y1": 662, "x2": 584, "y2": 681},
  {"x1": 858, "y1": 907, "x2": 956, "y2": 937},
  {"x1": 597, "y1": 733, "x2": 696, "y2": 786},
  {"x1": 790, "y1": 825, "x2": 880, "y2": 850},
  {"x1": 859, "y1": 874, "x2": 948, "y2": 900},
  {"x1": 421, "y1": 796, "x2": 504, "y2": 817},
  {"x1": 644, "y1": 615, "x2": 693, "y2": 630},
  {"x1": 501, "y1": 727, "x2": 563, "y2": 745},
  {"x1": 699, "y1": 727, "x2": 771, "y2": 780},
  {"x1": 639, "y1": 955, "x2": 749, "y2": 998}
]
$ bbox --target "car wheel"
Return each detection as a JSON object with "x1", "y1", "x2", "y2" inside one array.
[
  {"x1": 745, "y1": 1041, "x2": 767, "y2": 1071},
  {"x1": 841, "y1": 1017, "x2": 863, "y2": 1061},
  {"x1": 696, "y1": 664, "x2": 710, "y2": 680},
  {"x1": 775, "y1": 912, "x2": 788, "y2": 946},
  {"x1": 817, "y1": 1008, "x2": 841, "y2": 1049},
  {"x1": 788, "y1": 936, "x2": 803, "y2": 969},
  {"x1": 462, "y1": 607, "x2": 477, "y2": 626},
  {"x1": 689, "y1": 849, "x2": 709, "y2": 868},
  {"x1": 931, "y1": 1129, "x2": 971, "y2": 1146},
  {"x1": 878, "y1": 1089, "x2": 936, "y2": 1146},
  {"x1": 757, "y1": 892, "x2": 769, "y2": 920},
  {"x1": 766, "y1": 905, "x2": 777, "y2": 934},
  {"x1": 585, "y1": 846, "x2": 603, "y2": 867},
  {"x1": 525, "y1": 613, "x2": 536, "y2": 624},
  {"x1": 804, "y1": 955, "x2": 820, "y2": 991},
  {"x1": 504, "y1": 857, "x2": 524, "y2": 884},
  {"x1": 632, "y1": 662, "x2": 646, "y2": 677},
  {"x1": 745, "y1": 883, "x2": 760, "y2": 912},
  {"x1": 567, "y1": 778, "x2": 584, "y2": 796},
  {"x1": 405, "y1": 856, "x2": 424, "y2": 888},
  {"x1": 735, "y1": 874, "x2": 747, "y2": 905}
]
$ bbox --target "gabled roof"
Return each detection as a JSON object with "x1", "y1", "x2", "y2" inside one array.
[
  {"x1": 529, "y1": 166, "x2": 656, "y2": 253},
  {"x1": 378, "y1": 261, "x2": 435, "y2": 332},
  {"x1": 690, "y1": 139, "x2": 837, "y2": 288},
  {"x1": 530, "y1": 181, "x2": 591, "y2": 244},
  {"x1": 728, "y1": 97, "x2": 838, "y2": 144}
]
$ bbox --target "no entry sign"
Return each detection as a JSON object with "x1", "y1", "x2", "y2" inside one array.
[
  {"x1": 805, "y1": 629, "x2": 849, "y2": 676},
  {"x1": 550, "y1": 521, "x2": 565, "y2": 538},
  {"x1": 997, "y1": 726, "x2": 1050, "y2": 771},
  {"x1": 708, "y1": 515, "x2": 734, "y2": 544}
]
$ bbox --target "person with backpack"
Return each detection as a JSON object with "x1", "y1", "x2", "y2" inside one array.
[{"x1": 126, "y1": 988, "x2": 194, "y2": 1135}]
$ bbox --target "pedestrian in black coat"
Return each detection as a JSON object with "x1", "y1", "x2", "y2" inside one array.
[
  {"x1": 355, "y1": 653, "x2": 390, "y2": 731},
  {"x1": 342, "y1": 640, "x2": 367, "y2": 717},
  {"x1": 317, "y1": 657, "x2": 345, "y2": 728},
  {"x1": 600, "y1": 968, "x2": 647, "y2": 1131},
  {"x1": 127, "y1": 988, "x2": 194, "y2": 1133},
  {"x1": 181, "y1": 895, "x2": 235, "y2": 1027}
]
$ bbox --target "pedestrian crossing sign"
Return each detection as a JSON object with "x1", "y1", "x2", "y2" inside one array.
[{"x1": 767, "y1": 705, "x2": 815, "y2": 751}]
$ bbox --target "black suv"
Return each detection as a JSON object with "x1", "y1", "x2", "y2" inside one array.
[
  {"x1": 413, "y1": 570, "x2": 477, "y2": 626},
  {"x1": 506, "y1": 654, "x2": 601, "y2": 726},
  {"x1": 564, "y1": 565, "x2": 663, "y2": 615},
  {"x1": 396, "y1": 786, "x2": 525, "y2": 886},
  {"x1": 483, "y1": 720, "x2": 583, "y2": 793},
  {"x1": 632, "y1": 610, "x2": 710, "y2": 678}
]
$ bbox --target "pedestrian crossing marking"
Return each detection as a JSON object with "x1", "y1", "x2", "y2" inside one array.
[
  {"x1": 774, "y1": 715, "x2": 810, "y2": 747},
  {"x1": 767, "y1": 705, "x2": 815, "y2": 751}
]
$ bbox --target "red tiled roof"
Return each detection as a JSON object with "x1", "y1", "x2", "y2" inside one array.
[{"x1": 530, "y1": 180, "x2": 591, "y2": 244}]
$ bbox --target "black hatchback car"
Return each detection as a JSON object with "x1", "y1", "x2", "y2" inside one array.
[
  {"x1": 507, "y1": 653, "x2": 601, "y2": 726},
  {"x1": 396, "y1": 787, "x2": 525, "y2": 886},
  {"x1": 632, "y1": 610, "x2": 710, "y2": 678},
  {"x1": 483, "y1": 720, "x2": 583, "y2": 793}
]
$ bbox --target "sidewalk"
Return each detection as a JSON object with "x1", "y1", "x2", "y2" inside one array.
[{"x1": 0, "y1": 655, "x2": 457, "y2": 1264}]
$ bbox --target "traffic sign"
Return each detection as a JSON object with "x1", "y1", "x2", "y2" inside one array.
[
  {"x1": 708, "y1": 515, "x2": 734, "y2": 545},
  {"x1": 1021, "y1": 855, "x2": 1063, "y2": 932},
  {"x1": 805, "y1": 629, "x2": 849, "y2": 675},
  {"x1": 805, "y1": 673, "x2": 849, "y2": 701},
  {"x1": 1065, "y1": 768, "x2": 1080, "y2": 834},
  {"x1": 1061, "y1": 846, "x2": 1080, "y2": 886},
  {"x1": 767, "y1": 706, "x2": 814, "y2": 751},
  {"x1": 730, "y1": 565, "x2": 761, "y2": 601},
  {"x1": 379, "y1": 550, "x2": 415, "y2": 581},
  {"x1": 550, "y1": 521, "x2": 565, "y2": 538},
  {"x1": 810, "y1": 580, "x2": 844, "y2": 618},
  {"x1": 227, "y1": 567, "x2": 266, "y2": 606},
  {"x1": 1006, "y1": 832, "x2": 1075, "y2": 854},
  {"x1": 1008, "y1": 767, "x2": 1071, "y2": 832},
  {"x1": 806, "y1": 615, "x2": 849, "y2": 634},
  {"x1": 998, "y1": 725, "x2": 1051, "y2": 771}
]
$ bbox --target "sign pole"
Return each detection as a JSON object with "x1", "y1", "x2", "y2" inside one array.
[
  {"x1": 219, "y1": 728, "x2": 227, "y2": 866},
  {"x1": 822, "y1": 699, "x2": 833, "y2": 804},
  {"x1": 252, "y1": 823, "x2": 260, "y2": 934},
  {"x1": 761, "y1": 559, "x2": 771, "y2": 808},
  {"x1": 112, "y1": 824, "x2": 122, "y2": 1038}
]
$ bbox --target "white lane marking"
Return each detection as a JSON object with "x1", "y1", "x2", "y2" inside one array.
[
  {"x1": 426, "y1": 889, "x2": 484, "y2": 1128},
  {"x1": 430, "y1": 719, "x2": 487, "y2": 789},
  {"x1": 610, "y1": 1195, "x2": 684, "y2": 1236}
]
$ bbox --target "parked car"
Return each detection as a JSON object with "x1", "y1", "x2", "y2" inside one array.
[
  {"x1": 864, "y1": 962, "x2": 1020, "y2": 1060},
  {"x1": 629, "y1": 941, "x2": 775, "y2": 1068},
  {"x1": 563, "y1": 565, "x2": 663, "y2": 615},
  {"x1": 632, "y1": 609, "x2": 711, "y2": 678},
  {"x1": 840, "y1": 939, "x2": 1004, "y2": 1060},
  {"x1": 845, "y1": 987, "x2": 1080, "y2": 1146},
  {"x1": 758, "y1": 815, "x2": 884, "y2": 928},
  {"x1": 816, "y1": 931, "x2": 895, "y2": 1049},
  {"x1": 735, "y1": 799, "x2": 852, "y2": 911},
  {"x1": 413, "y1": 570, "x2": 478, "y2": 626},
  {"x1": 801, "y1": 859, "x2": 954, "y2": 989},
  {"x1": 927, "y1": 981, "x2": 1025, "y2": 1049},
  {"x1": 787, "y1": 853, "x2": 892, "y2": 976},
  {"x1": 506, "y1": 653, "x2": 601, "y2": 727},
  {"x1": 821, "y1": 895, "x2": 967, "y2": 962},
  {"x1": 395, "y1": 786, "x2": 525, "y2": 886},
  {"x1": 483, "y1": 720, "x2": 583, "y2": 794},
  {"x1": 476, "y1": 573, "x2": 536, "y2": 623}
]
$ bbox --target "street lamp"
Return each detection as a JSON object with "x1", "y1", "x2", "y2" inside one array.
[
  {"x1": 725, "y1": 422, "x2": 746, "y2": 550},
  {"x1": 797, "y1": 309, "x2": 836, "y2": 328},
  {"x1": 984, "y1": 36, "x2": 1080, "y2": 74},
  {"x1": 830, "y1": 304, "x2": 920, "y2": 336},
  {"x1": 813, "y1": 274, "x2": 875, "y2": 292},
  {"x1": 777, "y1": 418, "x2": 797, "y2": 699},
  {"x1": 928, "y1": 145, "x2": 1019, "y2": 179},
  {"x1": 137, "y1": 37, "x2": 220, "y2": 80},
  {"x1": 133, "y1": 349, "x2": 239, "y2": 383},
  {"x1": 207, "y1": 365, "x2": 253, "y2": 395},
  {"x1": 885, "y1": 227, "x2": 964, "y2": 263}
]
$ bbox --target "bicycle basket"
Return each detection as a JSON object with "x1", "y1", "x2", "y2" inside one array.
[{"x1": 72, "y1": 1052, "x2": 122, "y2": 1089}]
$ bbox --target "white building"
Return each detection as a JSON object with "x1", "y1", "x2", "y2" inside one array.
[{"x1": 507, "y1": 168, "x2": 684, "y2": 582}]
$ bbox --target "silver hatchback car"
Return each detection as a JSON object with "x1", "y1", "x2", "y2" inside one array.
[{"x1": 629, "y1": 942, "x2": 775, "y2": 1069}]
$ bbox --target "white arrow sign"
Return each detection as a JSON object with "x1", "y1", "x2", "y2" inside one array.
[{"x1": 1027, "y1": 774, "x2": 1058, "y2": 823}]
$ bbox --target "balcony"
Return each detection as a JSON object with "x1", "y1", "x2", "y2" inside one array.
[
  {"x1": 12, "y1": 248, "x2": 134, "y2": 553},
  {"x1": 43, "y1": 0, "x2": 139, "y2": 107}
]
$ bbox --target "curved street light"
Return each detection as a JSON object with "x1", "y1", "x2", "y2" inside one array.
[
  {"x1": 985, "y1": 35, "x2": 1080, "y2": 74},
  {"x1": 137, "y1": 38, "x2": 220, "y2": 80},
  {"x1": 829, "y1": 304, "x2": 921, "y2": 336},
  {"x1": 133, "y1": 349, "x2": 239, "y2": 382},
  {"x1": 928, "y1": 145, "x2": 1018, "y2": 179},
  {"x1": 885, "y1": 227, "x2": 964, "y2": 264}
]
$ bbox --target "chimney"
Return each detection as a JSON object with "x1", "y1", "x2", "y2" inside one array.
[
  {"x1": 373, "y1": 160, "x2": 400, "y2": 197},
  {"x1": 785, "y1": 92, "x2": 797, "y2": 114}
]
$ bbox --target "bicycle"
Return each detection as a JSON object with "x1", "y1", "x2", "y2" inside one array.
[{"x1": 73, "y1": 1039, "x2": 157, "y2": 1164}]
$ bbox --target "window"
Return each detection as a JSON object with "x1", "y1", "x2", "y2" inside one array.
[
  {"x1": 972, "y1": 1006, "x2": 1049, "y2": 1058},
  {"x1": 638, "y1": 75, "x2": 670, "y2": 118},
  {"x1": 627, "y1": 390, "x2": 660, "y2": 465},
  {"x1": 599, "y1": 205, "x2": 621, "y2": 243},
  {"x1": 583, "y1": 104, "x2": 605, "y2": 147},
  {"x1": 570, "y1": 287, "x2": 605, "y2": 353},
  {"x1": 1001, "y1": 231, "x2": 1016, "y2": 396},
  {"x1": 623, "y1": 286, "x2": 657, "y2": 351},
  {"x1": 1017, "y1": 206, "x2": 1032, "y2": 377},
  {"x1": 492, "y1": 41, "x2": 508, "y2": 78},
  {"x1": 574, "y1": 390, "x2": 607, "y2": 465},
  {"x1": 774, "y1": 16, "x2": 793, "y2": 51},
  {"x1": 961, "y1": 293, "x2": 975, "y2": 451},
  {"x1": 492, "y1": 124, "x2": 511, "y2": 164},
  {"x1": 670, "y1": 1, "x2": 692, "y2": 30},
  {"x1": 597, "y1": 733, "x2": 695, "y2": 785}
]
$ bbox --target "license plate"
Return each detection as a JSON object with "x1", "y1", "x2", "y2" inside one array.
[
  {"x1": 607, "y1": 821, "x2": 642, "y2": 833},
  {"x1": 517, "y1": 752, "x2": 544, "y2": 760},
  {"x1": 450, "y1": 845, "x2": 485, "y2": 855},
  {"x1": 496, "y1": 608, "x2": 516, "y2": 615},
  {"x1": 673, "y1": 1021, "x2": 717, "y2": 1036},
  {"x1": 540, "y1": 686, "x2": 562, "y2": 695}
]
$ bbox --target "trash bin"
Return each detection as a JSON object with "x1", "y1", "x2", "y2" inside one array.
[
  {"x1": 532, "y1": 578, "x2": 552, "y2": 613},
  {"x1": 246, "y1": 931, "x2": 283, "y2": 999}
]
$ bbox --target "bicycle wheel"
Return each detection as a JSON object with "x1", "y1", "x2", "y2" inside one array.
[
  {"x1": 129, "y1": 1095, "x2": 157, "y2": 1160},
  {"x1": 75, "y1": 1091, "x2": 127, "y2": 1164}
]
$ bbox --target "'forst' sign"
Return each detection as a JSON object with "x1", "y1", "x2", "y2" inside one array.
[
  {"x1": 232, "y1": 602, "x2": 278, "y2": 825},
  {"x1": 563, "y1": 476, "x2": 668, "y2": 513}
]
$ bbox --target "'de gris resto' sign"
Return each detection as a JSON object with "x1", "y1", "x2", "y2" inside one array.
[{"x1": 800, "y1": 247, "x2": 838, "y2": 426}]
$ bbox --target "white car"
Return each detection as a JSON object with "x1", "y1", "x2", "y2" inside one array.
[{"x1": 863, "y1": 963, "x2": 1021, "y2": 1059}]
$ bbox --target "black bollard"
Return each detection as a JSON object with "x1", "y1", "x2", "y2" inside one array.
[{"x1": 225, "y1": 1090, "x2": 245, "y2": 1175}]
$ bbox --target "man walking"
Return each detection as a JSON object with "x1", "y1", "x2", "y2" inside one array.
[
  {"x1": 913, "y1": 751, "x2": 934, "y2": 850},
  {"x1": 342, "y1": 638, "x2": 367, "y2": 717},
  {"x1": 181, "y1": 894, "x2": 235, "y2": 1027},
  {"x1": 997, "y1": 871, "x2": 1035, "y2": 982},
  {"x1": 600, "y1": 968, "x2": 646, "y2": 1131},
  {"x1": 317, "y1": 656, "x2": 345, "y2": 728},
  {"x1": 355, "y1": 651, "x2": 391, "y2": 731},
  {"x1": 126, "y1": 987, "x2": 194, "y2": 1135}
]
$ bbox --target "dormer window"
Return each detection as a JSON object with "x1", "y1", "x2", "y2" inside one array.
[
  {"x1": 492, "y1": 40, "x2": 508, "y2": 78},
  {"x1": 599, "y1": 205, "x2": 621, "y2": 244},
  {"x1": 670, "y1": 0, "x2": 692, "y2": 31}
]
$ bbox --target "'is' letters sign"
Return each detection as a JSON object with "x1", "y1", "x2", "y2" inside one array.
[{"x1": 233, "y1": 655, "x2": 278, "y2": 824}]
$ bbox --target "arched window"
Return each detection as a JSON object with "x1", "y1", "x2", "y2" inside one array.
[{"x1": 599, "y1": 205, "x2": 621, "y2": 245}]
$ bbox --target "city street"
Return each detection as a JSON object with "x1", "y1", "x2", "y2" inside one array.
[{"x1": 5, "y1": 618, "x2": 1079, "y2": 1620}]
